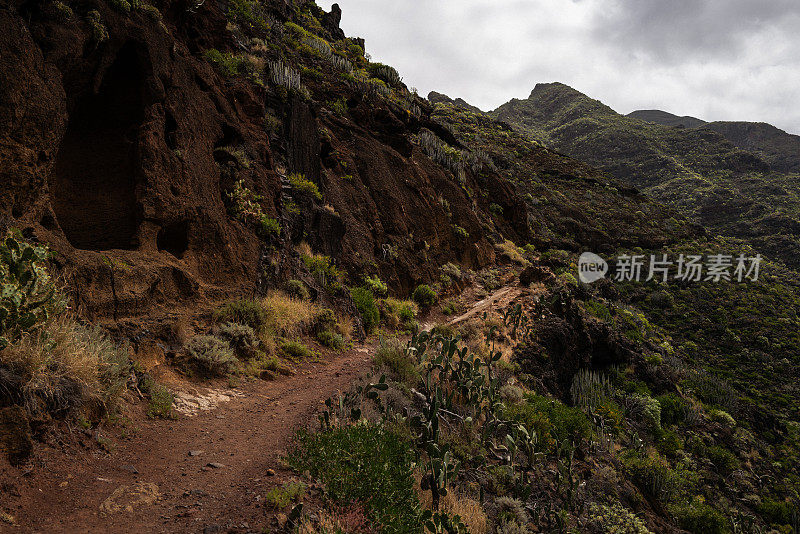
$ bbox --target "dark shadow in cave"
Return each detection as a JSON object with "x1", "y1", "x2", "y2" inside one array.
[
  {"x1": 51, "y1": 42, "x2": 148, "y2": 250},
  {"x1": 157, "y1": 221, "x2": 189, "y2": 259}
]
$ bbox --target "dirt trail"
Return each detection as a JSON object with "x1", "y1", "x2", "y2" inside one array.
[
  {"x1": 0, "y1": 285, "x2": 525, "y2": 534},
  {"x1": 447, "y1": 286, "x2": 521, "y2": 326},
  {"x1": 0, "y1": 348, "x2": 372, "y2": 533}
]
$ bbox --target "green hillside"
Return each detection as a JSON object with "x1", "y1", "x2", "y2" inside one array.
[{"x1": 492, "y1": 83, "x2": 800, "y2": 270}]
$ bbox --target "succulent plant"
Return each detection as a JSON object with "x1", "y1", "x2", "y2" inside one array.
[{"x1": 0, "y1": 230, "x2": 65, "y2": 349}]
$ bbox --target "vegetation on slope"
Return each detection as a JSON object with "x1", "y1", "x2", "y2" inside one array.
[
  {"x1": 285, "y1": 264, "x2": 800, "y2": 533},
  {"x1": 492, "y1": 82, "x2": 800, "y2": 270}
]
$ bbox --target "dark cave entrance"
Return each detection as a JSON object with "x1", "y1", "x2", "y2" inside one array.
[
  {"x1": 157, "y1": 221, "x2": 189, "y2": 259},
  {"x1": 51, "y1": 43, "x2": 147, "y2": 250}
]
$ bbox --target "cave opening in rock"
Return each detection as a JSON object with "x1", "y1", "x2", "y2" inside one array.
[
  {"x1": 51, "y1": 43, "x2": 147, "y2": 250},
  {"x1": 157, "y1": 221, "x2": 189, "y2": 259}
]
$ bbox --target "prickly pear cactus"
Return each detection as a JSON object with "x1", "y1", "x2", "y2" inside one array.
[{"x1": 0, "y1": 230, "x2": 64, "y2": 349}]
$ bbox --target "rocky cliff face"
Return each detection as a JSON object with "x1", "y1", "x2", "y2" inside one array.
[
  {"x1": 0, "y1": 0, "x2": 533, "y2": 327},
  {"x1": 1, "y1": 0, "x2": 277, "y2": 323}
]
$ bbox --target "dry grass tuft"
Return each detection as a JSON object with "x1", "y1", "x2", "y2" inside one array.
[
  {"x1": 495, "y1": 240, "x2": 530, "y2": 266},
  {"x1": 417, "y1": 479, "x2": 489, "y2": 534},
  {"x1": 0, "y1": 315, "x2": 129, "y2": 417},
  {"x1": 336, "y1": 314, "x2": 354, "y2": 340},
  {"x1": 261, "y1": 291, "x2": 319, "y2": 338},
  {"x1": 0, "y1": 511, "x2": 16, "y2": 525},
  {"x1": 295, "y1": 241, "x2": 313, "y2": 258},
  {"x1": 298, "y1": 504, "x2": 373, "y2": 533}
]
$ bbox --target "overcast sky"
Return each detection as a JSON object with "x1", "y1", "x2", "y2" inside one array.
[{"x1": 317, "y1": 0, "x2": 800, "y2": 134}]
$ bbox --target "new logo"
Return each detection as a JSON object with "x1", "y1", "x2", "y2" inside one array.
[{"x1": 578, "y1": 252, "x2": 608, "y2": 283}]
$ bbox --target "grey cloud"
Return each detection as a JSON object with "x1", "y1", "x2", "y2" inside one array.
[
  {"x1": 318, "y1": 0, "x2": 800, "y2": 133},
  {"x1": 592, "y1": 0, "x2": 800, "y2": 62}
]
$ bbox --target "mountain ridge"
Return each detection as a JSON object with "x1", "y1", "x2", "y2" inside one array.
[
  {"x1": 628, "y1": 109, "x2": 707, "y2": 129},
  {"x1": 490, "y1": 82, "x2": 800, "y2": 271}
]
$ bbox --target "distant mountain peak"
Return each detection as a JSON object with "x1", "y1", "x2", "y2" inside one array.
[
  {"x1": 427, "y1": 91, "x2": 484, "y2": 114},
  {"x1": 628, "y1": 109, "x2": 706, "y2": 129}
]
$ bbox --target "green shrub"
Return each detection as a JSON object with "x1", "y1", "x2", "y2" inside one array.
[
  {"x1": 328, "y1": 97, "x2": 348, "y2": 115},
  {"x1": 186, "y1": 335, "x2": 238, "y2": 377},
  {"x1": 147, "y1": 384, "x2": 175, "y2": 419},
  {"x1": 364, "y1": 275, "x2": 388, "y2": 296},
  {"x1": 285, "y1": 279, "x2": 309, "y2": 301},
  {"x1": 381, "y1": 298, "x2": 418, "y2": 331},
  {"x1": 412, "y1": 284, "x2": 438, "y2": 308},
  {"x1": 451, "y1": 224, "x2": 469, "y2": 239},
  {"x1": 280, "y1": 340, "x2": 311, "y2": 361},
  {"x1": 705, "y1": 445, "x2": 739, "y2": 474},
  {"x1": 621, "y1": 450, "x2": 694, "y2": 502},
  {"x1": 709, "y1": 409, "x2": 736, "y2": 429},
  {"x1": 227, "y1": 0, "x2": 270, "y2": 32},
  {"x1": 627, "y1": 393, "x2": 662, "y2": 432},
  {"x1": 87, "y1": 10, "x2": 108, "y2": 43},
  {"x1": 584, "y1": 299, "x2": 612, "y2": 321},
  {"x1": 265, "y1": 480, "x2": 306, "y2": 509},
  {"x1": 288, "y1": 173, "x2": 322, "y2": 201},
  {"x1": 477, "y1": 269, "x2": 501, "y2": 291},
  {"x1": 397, "y1": 303, "x2": 416, "y2": 322},
  {"x1": 656, "y1": 393, "x2": 687, "y2": 427},
  {"x1": 373, "y1": 337, "x2": 419, "y2": 388},
  {"x1": 587, "y1": 502, "x2": 651, "y2": 534},
  {"x1": 522, "y1": 393, "x2": 592, "y2": 446},
  {"x1": 301, "y1": 253, "x2": 342, "y2": 291},
  {"x1": 52, "y1": 0, "x2": 74, "y2": 19},
  {"x1": 109, "y1": 0, "x2": 131, "y2": 12},
  {"x1": 758, "y1": 498, "x2": 791, "y2": 526},
  {"x1": 217, "y1": 322, "x2": 259, "y2": 359},
  {"x1": 317, "y1": 330, "x2": 345, "y2": 350},
  {"x1": 351, "y1": 287, "x2": 379, "y2": 334},
  {"x1": 440, "y1": 300, "x2": 462, "y2": 316},
  {"x1": 287, "y1": 423, "x2": 421, "y2": 532},
  {"x1": 313, "y1": 308, "x2": 337, "y2": 334},
  {"x1": 136, "y1": 2, "x2": 161, "y2": 21},
  {"x1": 284, "y1": 21, "x2": 309, "y2": 37},
  {"x1": 657, "y1": 429, "x2": 682, "y2": 458},
  {"x1": 213, "y1": 299, "x2": 267, "y2": 333},
  {"x1": 671, "y1": 498, "x2": 730, "y2": 534},
  {"x1": 260, "y1": 215, "x2": 280, "y2": 237},
  {"x1": 204, "y1": 49, "x2": 246, "y2": 77}
]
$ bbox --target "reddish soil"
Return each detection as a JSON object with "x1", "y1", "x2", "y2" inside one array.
[{"x1": 0, "y1": 346, "x2": 375, "y2": 533}]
